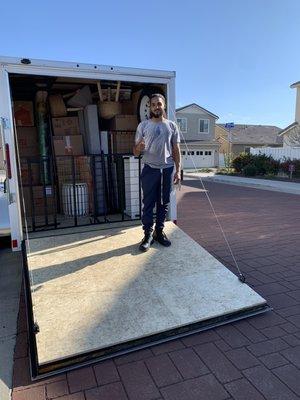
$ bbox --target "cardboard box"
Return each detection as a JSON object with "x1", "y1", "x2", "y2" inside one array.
[
  {"x1": 20, "y1": 160, "x2": 40, "y2": 185},
  {"x1": 121, "y1": 100, "x2": 135, "y2": 115},
  {"x1": 16, "y1": 127, "x2": 40, "y2": 157},
  {"x1": 112, "y1": 132, "x2": 135, "y2": 154},
  {"x1": 52, "y1": 117, "x2": 80, "y2": 136},
  {"x1": 23, "y1": 185, "x2": 56, "y2": 216},
  {"x1": 110, "y1": 115, "x2": 138, "y2": 131},
  {"x1": 14, "y1": 101, "x2": 34, "y2": 126},
  {"x1": 16, "y1": 127, "x2": 39, "y2": 148},
  {"x1": 56, "y1": 156, "x2": 92, "y2": 183},
  {"x1": 53, "y1": 135, "x2": 84, "y2": 156}
]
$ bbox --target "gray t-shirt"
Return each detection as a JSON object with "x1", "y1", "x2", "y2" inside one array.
[{"x1": 135, "y1": 119, "x2": 180, "y2": 169}]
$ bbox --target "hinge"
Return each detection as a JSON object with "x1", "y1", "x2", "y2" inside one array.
[
  {"x1": 9, "y1": 193, "x2": 16, "y2": 204},
  {"x1": 0, "y1": 117, "x2": 10, "y2": 129},
  {"x1": 33, "y1": 322, "x2": 40, "y2": 334}
]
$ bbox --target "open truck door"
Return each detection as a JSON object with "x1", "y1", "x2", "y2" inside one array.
[{"x1": 0, "y1": 66, "x2": 23, "y2": 250}]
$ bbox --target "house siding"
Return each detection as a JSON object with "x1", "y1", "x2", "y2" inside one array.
[
  {"x1": 176, "y1": 110, "x2": 216, "y2": 142},
  {"x1": 176, "y1": 104, "x2": 219, "y2": 168}
]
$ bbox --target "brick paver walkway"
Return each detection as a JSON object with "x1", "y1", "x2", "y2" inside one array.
[{"x1": 11, "y1": 181, "x2": 300, "y2": 400}]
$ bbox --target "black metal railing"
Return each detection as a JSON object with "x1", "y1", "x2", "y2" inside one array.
[{"x1": 19, "y1": 153, "x2": 142, "y2": 232}]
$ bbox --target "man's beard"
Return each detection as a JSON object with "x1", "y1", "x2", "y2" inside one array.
[{"x1": 150, "y1": 109, "x2": 163, "y2": 118}]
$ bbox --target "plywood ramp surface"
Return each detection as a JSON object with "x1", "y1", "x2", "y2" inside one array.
[{"x1": 26, "y1": 222, "x2": 266, "y2": 365}]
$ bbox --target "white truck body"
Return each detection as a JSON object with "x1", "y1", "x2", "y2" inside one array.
[{"x1": 0, "y1": 56, "x2": 177, "y2": 250}]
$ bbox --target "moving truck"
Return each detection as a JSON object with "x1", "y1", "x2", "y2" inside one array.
[{"x1": 0, "y1": 56, "x2": 177, "y2": 250}]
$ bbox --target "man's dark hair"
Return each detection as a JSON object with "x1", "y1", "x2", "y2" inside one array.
[{"x1": 150, "y1": 93, "x2": 166, "y2": 104}]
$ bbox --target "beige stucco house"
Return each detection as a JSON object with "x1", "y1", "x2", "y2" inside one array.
[
  {"x1": 278, "y1": 81, "x2": 300, "y2": 147},
  {"x1": 216, "y1": 124, "x2": 282, "y2": 158}
]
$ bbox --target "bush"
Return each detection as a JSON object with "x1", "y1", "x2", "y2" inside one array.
[
  {"x1": 253, "y1": 154, "x2": 280, "y2": 175},
  {"x1": 231, "y1": 152, "x2": 254, "y2": 173},
  {"x1": 231, "y1": 153, "x2": 280, "y2": 175},
  {"x1": 242, "y1": 164, "x2": 258, "y2": 177},
  {"x1": 279, "y1": 158, "x2": 300, "y2": 177}
]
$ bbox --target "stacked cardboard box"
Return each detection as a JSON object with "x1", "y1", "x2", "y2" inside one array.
[
  {"x1": 22, "y1": 185, "x2": 56, "y2": 217},
  {"x1": 17, "y1": 127, "x2": 39, "y2": 157},
  {"x1": 53, "y1": 135, "x2": 84, "y2": 156},
  {"x1": 112, "y1": 131, "x2": 135, "y2": 154},
  {"x1": 20, "y1": 160, "x2": 40, "y2": 185},
  {"x1": 14, "y1": 101, "x2": 34, "y2": 126},
  {"x1": 109, "y1": 115, "x2": 138, "y2": 154},
  {"x1": 52, "y1": 116, "x2": 80, "y2": 135},
  {"x1": 52, "y1": 116, "x2": 84, "y2": 156},
  {"x1": 110, "y1": 115, "x2": 138, "y2": 131}
]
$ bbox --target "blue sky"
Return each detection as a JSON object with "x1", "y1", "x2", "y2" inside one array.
[{"x1": 1, "y1": 0, "x2": 299, "y2": 128}]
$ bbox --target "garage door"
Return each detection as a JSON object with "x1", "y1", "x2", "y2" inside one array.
[{"x1": 181, "y1": 149, "x2": 214, "y2": 169}]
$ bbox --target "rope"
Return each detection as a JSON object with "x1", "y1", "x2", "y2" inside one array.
[{"x1": 169, "y1": 106, "x2": 245, "y2": 282}]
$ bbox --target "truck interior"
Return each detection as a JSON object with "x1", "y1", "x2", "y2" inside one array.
[
  {"x1": 7, "y1": 69, "x2": 270, "y2": 379},
  {"x1": 10, "y1": 73, "x2": 167, "y2": 232}
]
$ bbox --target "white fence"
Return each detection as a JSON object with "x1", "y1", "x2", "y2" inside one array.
[{"x1": 250, "y1": 147, "x2": 300, "y2": 161}]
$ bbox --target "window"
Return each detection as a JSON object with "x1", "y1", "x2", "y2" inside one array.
[
  {"x1": 182, "y1": 151, "x2": 186, "y2": 155},
  {"x1": 196, "y1": 151, "x2": 200, "y2": 155},
  {"x1": 177, "y1": 117, "x2": 187, "y2": 133},
  {"x1": 191, "y1": 151, "x2": 194, "y2": 155},
  {"x1": 200, "y1": 151, "x2": 203, "y2": 155},
  {"x1": 205, "y1": 151, "x2": 212, "y2": 156},
  {"x1": 198, "y1": 119, "x2": 209, "y2": 134}
]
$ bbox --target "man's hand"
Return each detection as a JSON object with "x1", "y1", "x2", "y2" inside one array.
[
  {"x1": 133, "y1": 139, "x2": 145, "y2": 156},
  {"x1": 136, "y1": 139, "x2": 145, "y2": 152},
  {"x1": 173, "y1": 171, "x2": 181, "y2": 184}
]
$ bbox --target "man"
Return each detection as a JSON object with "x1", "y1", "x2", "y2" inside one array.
[{"x1": 133, "y1": 93, "x2": 181, "y2": 252}]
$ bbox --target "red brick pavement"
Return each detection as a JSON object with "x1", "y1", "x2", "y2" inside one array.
[{"x1": 11, "y1": 181, "x2": 300, "y2": 400}]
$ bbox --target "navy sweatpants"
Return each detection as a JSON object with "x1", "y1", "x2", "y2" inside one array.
[{"x1": 140, "y1": 164, "x2": 174, "y2": 233}]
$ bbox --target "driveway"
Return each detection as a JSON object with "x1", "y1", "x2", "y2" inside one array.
[{"x1": 10, "y1": 180, "x2": 300, "y2": 400}]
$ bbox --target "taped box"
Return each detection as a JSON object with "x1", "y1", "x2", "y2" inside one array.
[
  {"x1": 14, "y1": 101, "x2": 34, "y2": 126},
  {"x1": 110, "y1": 115, "x2": 138, "y2": 131},
  {"x1": 53, "y1": 135, "x2": 84, "y2": 156},
  {"x1": 52, "y1": 116, "x2": 80, "y2": 136}
]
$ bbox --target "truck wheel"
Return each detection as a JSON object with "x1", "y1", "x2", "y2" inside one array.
[{"x1": 137, "y1": 87, "x2": 165, "y2": 122}]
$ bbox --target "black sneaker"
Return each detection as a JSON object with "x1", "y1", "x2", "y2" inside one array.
[
  {"x1": 139, "y1": 232, "x2": 154, "y2": 252},
  {"x1": 153, "y1": 229, "x2": 171, "y2": 247}
]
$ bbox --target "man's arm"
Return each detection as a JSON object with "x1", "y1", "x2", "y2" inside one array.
[
  {"x1": 133, "y1": 122, "x2": 145, "y2": 156},
  {"x1": 133, "y1": 139, "x2": 145, "y2": 156},
  {"x1": 172, "y1": 143, "x2": 181, "y2": 183}
]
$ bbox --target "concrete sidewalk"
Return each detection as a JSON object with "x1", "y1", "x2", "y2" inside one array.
[{"x1": 186, "y1": 173, "x2": 300, "y2": 195}]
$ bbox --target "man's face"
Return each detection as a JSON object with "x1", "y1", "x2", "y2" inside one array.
[{"x1": 150, "y1": 96, "x2": 165, "y2": 118}]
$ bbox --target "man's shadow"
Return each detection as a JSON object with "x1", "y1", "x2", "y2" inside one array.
[{"x1": 30, "y1": 241, "x2": 142, "y2": 288}]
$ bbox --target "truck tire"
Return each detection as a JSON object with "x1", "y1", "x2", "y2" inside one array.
[{"x1": 137, "y1": 87, "x2": 165, "y2": 122}]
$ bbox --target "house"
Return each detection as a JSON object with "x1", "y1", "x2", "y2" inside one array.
[
  {"x1": 176, "y1": 103, "x2": 220, "y2": 168},
  {"x1": 278, "y1": 81, "x2": 300, "y2": 147},
  {"x1": 216, "y1": 124, "x2": 282, "y2": 158}
]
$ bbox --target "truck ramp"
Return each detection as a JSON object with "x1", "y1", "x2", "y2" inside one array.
[{"x1": 23, "y1": 222, "x2": 270, "y2": 378}]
